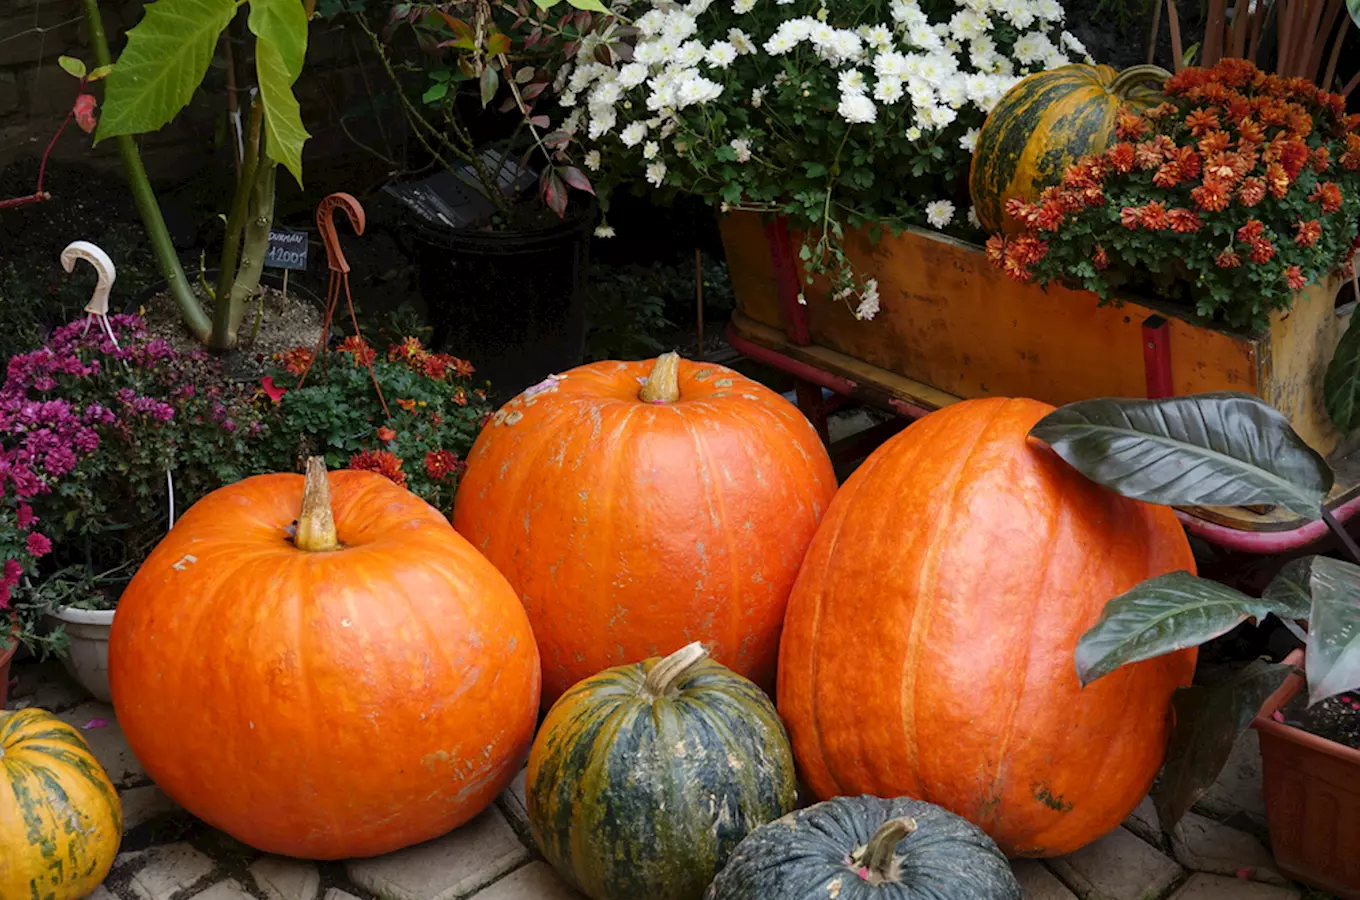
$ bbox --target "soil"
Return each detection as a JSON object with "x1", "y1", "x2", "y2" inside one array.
[
  {"x1": 139, "y1": 282, "x2": 324, "y2": 383},
  {"x1": 1281, "y1": 689, "x2": 1360, "y2": 750}
]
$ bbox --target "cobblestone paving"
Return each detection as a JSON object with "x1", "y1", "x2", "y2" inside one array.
[{"x1": 6, "y1": 661, "x2": 1323, "y2": 900}]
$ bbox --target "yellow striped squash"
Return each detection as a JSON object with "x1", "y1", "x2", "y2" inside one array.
[
  {"x1": 970, "y1": 64, "x2": 1170, "y2": 233},
  {"x1": 0, "y1": 708, "x2": 122, "y2": 900}
]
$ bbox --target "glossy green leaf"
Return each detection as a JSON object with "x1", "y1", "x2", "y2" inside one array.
[
  {"x1": 59, "y1": 56, "x2": 87, "y2": 79},
  {"x1": 423, "y1": 81, "x2": 449, "y2": 103},
  {"x1": 1304, "y1": 556, "x2": 1360, "y2": 705},
  {"x1": 1262, "y1": 556, "x2": 1316, "y2": 621},
  {"x1": 479, "y1": 66, "x2": 499, "y2": 107},
  {"x1": 88, "y1": 65, "x2": 115, "y2": 82},
  {"x1": 566, "y1": 0, "x2": 610, "y2": 11},
  {"x1": 1076, "y1": 572, "x2": 1290, "y2": 685},
  {"x1": 1152, "y1": 661, "x2": 1293, "y2": 831},
  {"x1": 1325, "y1": 313, "x2": 1360, "y2": 431},
  {"x1": 248, "y1": 0, "x2": 311, "y2": 187},
  {"x1": 1030, "y1": 393, "x2": 1333, "y2": 519},
  {"x1": 97, "y1": 0, "x2": 236, "y2": 141}
]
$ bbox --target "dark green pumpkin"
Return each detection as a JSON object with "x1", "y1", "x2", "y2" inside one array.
[
  {"x1": 705, "y1": 795, "x2": 1021, "y2": 900},
  {"x1": 526, "y1": 642, "x2": 797, "y2": 900}
]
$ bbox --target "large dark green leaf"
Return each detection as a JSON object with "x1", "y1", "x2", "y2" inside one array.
[
  {"x1": 1030, "y1": 393, "x2": 1332, "y2": 518},
  {"x1": 1152, "y1": 661, "x2": 1293, "y2": 832},
  {"x1": 1305, "y1": 556, "x2": 1360, "y2": 705},
  {"x1": 1075, "y1": 572, "x2": 1291, "y2": 685},
  {"x1": 97, "y1": 0, "x2": 237, "y2": 140},
  {"x1": 1263, "y1": 556, "x2": 1315, "y2": 643},
  {"x1": 1325, "y1": 314, "x2": 1360, "y2": 432}
]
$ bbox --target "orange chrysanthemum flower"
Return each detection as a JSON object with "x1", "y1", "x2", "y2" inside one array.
[
  {"x1": 1167, "y1": 208, "x2": 1203, "y2": 233},
  {"x1": 1192, "y1": 179, "x2": 1232, "y2": 212},
  {"x1": 1237, "y1": 177, "x2": 1266, "y2": 207},
  {"x1": 349, "y1": 450, "x2": 406, "y2": 487},
  {"x1": 1185, "y1": 108, "x2": 1221, "y2": 136},
  {"x1": 1093, "y1": 245, "x2": 1109, "y2": 270},
  {"x1": 1294, "y1": 219, "x2": 1322, "y2": 247},
  {"x1": 1249, "y1": 239, "x2": 1277, "y2": 264},
  {"x1": 1284, "y1": 265, "x2": 1307, "y2": 292},
  {"x1": 1116, "y1": 110, "x2": 1150, "y2": 140},
  {"x1": 338, "y1": 335, "x2": 376, "y2": 368},
  {"x1": 275, "y1": 346, "x2": 314, "y2": 377},
  {"x1": 1216, "y1": 249, "x2": 1242, "y2": 268},
  {"x1": 1311, "y1": 181, "x2": 1344, "y2": 214},
  {"x1": 1106, "y1": 143, "x2": 1137, "y2": 173},
  {"x1": 1199, "y1": 130, "x2": 1233, "y2": 156}
]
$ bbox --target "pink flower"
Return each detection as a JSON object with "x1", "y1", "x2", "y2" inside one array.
[
  {"x1": 26, "y1": 532, "x2": 51, "y2": 558},
  {"x1": 3, "y1": 559, "x2": 22, "y2": 585}
]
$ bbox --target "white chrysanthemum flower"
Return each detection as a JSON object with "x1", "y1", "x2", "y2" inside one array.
[
  {"x1": 873, "y1": 77, "x2": 905, "y2": 104},
  {"x1": 731, "y1": 137, "x2": 752, "y2": 162},
  {"x1": 707, "y1": 41, "x2": 738, "y2": 68},
  {"x1": 765, "y1": 31, "x2": 798, "y2": 54},
  {"x1": 1005, "y1": 5, "x2": 1037, "y2": 29},
  {"x1": 591, "y1": 80, "x2": 622, "y2": 106},
  {"x1": 1037, "y1": 0, "x2": 1064, "y2": 19},
  {"x1": 1061, "y1": 31, "x2": 1088, "y2": 56},
  {"x1": 855, "y1": 279, "x2": 880, "y2": 320},
  {"x1": 636, "y1": 10, "x2": 667, "y2": 35},
  {"x1": 728, "y1": 28, "x2": 756, "y2": 54},
  {"x1": 563, "y1": 109, "x2": 583, "y2": 136},
  {"x1": 676, "y1": 74, "x2": 723, "y2": 107},
  {"x1": 906, "y1": 125, "x2": 922, "y2": 140},
  {"x1": 618, "y1": 63, "x2": 648, "y2": 89},
  {"x1": 594, "y1": 225, "x2": 616, "y2": 238},
  {"x1": 959, "y1": 128, "x2": 980, "y2": 152},
  {"x1": 662, "y1": 13, "x2": 698, "y2": 41},
  {"x1": 874, "y1": 50, "x2": 908, "y2": 78},
  {"x1": 838, "y1": 69, "x2": 868, "y2": 95},
  {"x1": 967, "y1": 205, "x2": 981, "y2": 228},
  {"x1": 907, "y1": 81, "x2": 936, "y2": 110},
  {"x1": 733, "y1": 0, "x2": 756, "y2": 11},
  {"x1": 750, "y1": 86, "x2": 766, "y2": 107},
  {"x1": 688, "y1": 0, "x2": 714, "y2": 14},
  {"x1": 646, "y1": 161, "x2": 667, "y2": 186},
  {"x1": 963, "y1": 73, "x2": 990, "y2": 104},
  {"x1": 584, "y1": 150, "x2": 601, "y2": 171},
  {"x1": 1013, "y1": 32, "x2": 1056, "y2": 64},
  {"x1": 621, "y1": 121, "x2": 648, "y2": 147},
  {"x1": 677, "y1": 40, "x2": 706, "y2": 67},
  {"x1": 866, "y1": 25, "x2": 893, "y2": 50},
  {"x1": 925, "y1": 199, "x2": 955, "y2": 229},
  {"x1": 908, "y1": 23, "x2": 942, "y2": 50},
  {"x1": 927, "y1": 104, "x2": 958, "y2": 128},
  {"x1": 939, "y1": 76, "x2": 968, "y2": 108},
  {"x1": 643, "y1": 141, "x2": 659, "y2": 159},
  {"x1": 837, "y1": 91, "x2": 877, "y2": 124},
  {"x1": 560, "y1": 91, "x2": 578, "y2": 108},
  {"x1": 949, "y1": 9, "x2": 987, "y2": 40}
]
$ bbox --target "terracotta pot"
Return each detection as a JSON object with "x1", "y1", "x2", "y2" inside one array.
[
  {"x1": 1253, "y1": 648, "x2": 1360, "y2": 898},
  {"x1": 0, "y1": 626, "x2": 18, "y2": 709}
]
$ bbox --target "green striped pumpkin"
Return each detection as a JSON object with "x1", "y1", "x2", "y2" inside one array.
[
  {"x1": 0, "y1": 708, "x2": 123, "y2": 899},
  {"x1": 970, "y1": 64, "x2": 1169, "y2": 233},
  {"x1": 526, "y1": 643, "x2": 797, "y2": 900}
]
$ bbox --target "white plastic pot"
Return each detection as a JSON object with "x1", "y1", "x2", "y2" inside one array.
[{"x1": 47, "y1": 606, "x2": 115, "y2": 702}]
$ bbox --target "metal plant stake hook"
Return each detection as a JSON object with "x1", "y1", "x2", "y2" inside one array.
[
  {"x1": 61, "y1": 240, "x2": 121, "y2": 348},
  {"x1": 317, "y1": 192, "x2": 365, "y2": 274}
]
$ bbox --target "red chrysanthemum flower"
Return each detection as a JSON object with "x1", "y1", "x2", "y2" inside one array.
[
  {"x1": 1115, "y1": 110, "x2": 1150, "y2": 140},
  {"x1": 453, "y1": 388, "x2": 468, "y2": 407},
  {"x1": 420, "y1": 353, "x2": 452, "y2": 380},
  {"x1": 424, "y1": 449, "x2": 461, "y2": 480},
  {"x1": 1167, "y1": 208, "x2": 1203, "y2": 233},
  {"x1": 1185, "y1": 107, "x2": 1221, "y2": 136},
  {"x1": 451, "y1": 357, "x2": 475, "y2": 378},
  {"x1": 275, "y1": 346, "x2": 315, "y2": 377},
  {"x1": 1284, "y1": 265, "x2": 1307, "y2": 291},
  {"x1": 349, "y1": 449, "x2": 407, "y2": 487},
  {"x1": 1199, "y1": 130, "x2": 1233, "y2": 156},
  {"x1": 1192, "y1": 179, "x2": 1232, "y2": 212},
  {"x1": 1035, "y1": 201, "x2": 1065, "y2": 231},
  {"x1": 1093, "y1": 245, "x2": 1109, "y2": 270},
  {"x1": 1237, "y1": 219, "x2": 1266, "y2": 242},
  {"x1": 1310, "y1": 181, "x2": 1344, "y2": 214},
  {"x1": 1120, "y1": 206, "x2": 1143, "y2": 229},
  {"x1": 985, "y1": 234, "x2": 1009, "y2": 267},
  {"x1": 1139, "y1": 201, "x2": 1170, "y2": 231},
  {"x1": 377, "y1": 426, "x2": 396, "y2": 442},
  {"x1": 1153, "y1": 161, "x2": 1182, "y2": 188},
  {"x1": 1294, "y1": 219, "x2": 1322, "y2": 248},
  {"x1": 1236, "y1": 117, "x2": 1266, "y2": 144},
  {"x1": 26, "y1": 532, "x2": 51, "y2": 558},
  {"x1": 337, "y1": 335, "x2": 376, "y2": 368},
  {"x1": 1249, "y1": 238, "x2": 1277, "y2": 264},
  {"x1": 1216, "y1": 249, "x2": 1242, "y2": 268},
  {"x1": 389, "y1": 336, "x2": 426, "y2": 363},
  {"x1": 396, "y1": 397, "x2": 418, "y2": 412},
  {"x1": 1237, "y1": 177, "x2": 1266, "y2": 207},
  {"x1": 1135, "y1": 141, "x2": 1167, "y2": 170},
  {"x1": 1106, "y1": 142, "x2": 1137, "y2": 173},
  {"x1": 1312, "y1": 147, "x2": 1331, "y2": 173},
  {"x1": 1264, "y1": 162, "x2": 1290, "y2": 199}
]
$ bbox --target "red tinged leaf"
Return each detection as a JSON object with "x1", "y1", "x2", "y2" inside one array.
[
  {"x1": 480, "y1": 67, "x2": 500, "y2": 107},
  {"x1": 543, "y1": 170, "x2": 568, "y2": 217},
  {"x1": 526, "y1": 27, "x2": 543, "y2": 48},
  {"x1": 563, "y1": 40, "x2": 580, "y2": 58},
  {"x1": 594, "y1": 44, "x2": 613, "y2": 65},
  {"x1": 559, "y1": 166, "x2": 595, "y2": 194},
  {"x1": 487, "y1": 31, "x2": 512, "y2": 56},
  {"x1": 614, "y1": 42, "x2": 635, "y2": 63},
  {"x1": 542, "y1": 130, "x2": 571, "y2": 150},
  {"x1": 500, "y1": 95, "x2": 520, "y2": 113},
  {"x1": 516, "y1": 66, "x2": 537, "y2": 84},
  {"x1": 575, "y1": 11, "x2": 593, "y2": 32},
  {"x1": 529, "y1": 114, "x2": 550, "y2": 128},
  {"x1": 432, "y1": 11, "x2": 475, "y2": 41},
  {"x1": 73, "y1": 93, "x2": 98, "y2": 133},
  {"x1": 523, "y1": 82, "x2": 548, "y2": 100}
]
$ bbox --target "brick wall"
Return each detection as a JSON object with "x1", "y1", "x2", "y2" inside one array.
[{"x1": 0, "y1": 0, "x2": 390, "y2": 185}]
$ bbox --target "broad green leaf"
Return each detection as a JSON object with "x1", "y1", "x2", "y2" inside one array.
[
  {"x1": 1076, "y1": 572, "x2": 1291, "y2": 685},
  {"x1": 566, "y1": 0, "x2": 610, "y2": 11},
  {"x1": 532, "y1": 0, "x2": 563, "y2": 8},
  {"x1": 423, "y1": 81, "x2": 449, "y2": 103},
  {"x1": 88, "y1": 65, "x2": 115, "y2": 82},
  {"x1": 1030, "y1": 393, "x2": 1333, "y2": 519},
  {"x1": 1262, "y1": 556, "x2": 1316, "y2": 621},
  {"x1": 1305, "y1": 556, "x2": 1360, "y2": 704},
  {"x1": 97, "y1": 0, "x2": 237, "y2": 141},
  {"x1": 487, "y1": 31, "x2": 511, "y2": 56},
  {"x1": 1152, "y1": 661, "x2": 1293, "y2": 831},
  {"x1": 59, "y1": 56, "x2": 87, "y2": 79},
  {"x1": 1348, "y1": 0, "x2": 1359, "y2": 29},
  {"x1": 1325, "y1": 314, "x2": 1360, "y2": 431},
  {"x1": 249, "y1": 0, "x2": 311, "y2": 187},
  {"x1": 480, "y1": 66, "x2": 499, "y2": 107}
]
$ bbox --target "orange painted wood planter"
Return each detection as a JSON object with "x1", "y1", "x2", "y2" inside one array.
[{"x1": 720, "y1": 210, "x2": 1356, "y2": 534}]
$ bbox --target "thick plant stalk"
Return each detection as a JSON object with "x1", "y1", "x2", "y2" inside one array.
[
  {"x1": 642, "y1": 642, "x2": 707, "y2": 698},
  {"x1": 223, "y1": 160, "x2": 277, "y2": 344},
  {"x1": 212, "y1": 99, "x2": 264, "y2": 344},
  {"x1": 294, "y1": 457, "x2": 339, "y2": 552},
  {"x1": 855, "y1": 818, "x2": 918, "y2": 883},
  {"x1": 639, "y1": 352, "x2": 682, "y2": 403},
  {"x1": 80, "y1": 0, "x2": 212, "y2": 343}
]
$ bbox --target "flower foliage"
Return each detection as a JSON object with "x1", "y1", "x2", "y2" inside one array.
[
  {"x1": 0, "y1": 315, "x2": 265, "y2": 646},
  {"x1": 261, "y1": 336, "x2": 491, "y2": 514},
  {"x1": 566, "y1": 0, "x2": 1088, "y2": 316},
  {"x1": 987, "y1": 59, "x2": 1360, "y2": 331}
]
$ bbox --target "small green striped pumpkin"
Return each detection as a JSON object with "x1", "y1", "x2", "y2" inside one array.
[
  {"x1": 0, "y1": 707, "x2": 123, "y2": 900},
  {"x1": 970, "y1": 64, "x2": 1169, "y2": 233},
  {"x1": 705, "y1": 795, "x2": 1021, "y2": 900},
  {"x1": 526, "y1": 642, "x2": 797, "y2": 900}
]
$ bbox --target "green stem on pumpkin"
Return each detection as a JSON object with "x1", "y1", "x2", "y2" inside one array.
[
  {"x1": 294, "y1": 457, "x2": 339, "y2": 552},
  {"x1": 854, "y1": 818, "x2": 918, "y2": 883},
  {"x1": 1110, "y1": 64, "x2": 1173, "y2": 95},
  {"x1": 639, "y1": 352, "x2": 682, "y2": 404},
  {"x1": 643, "y1": 642, "x2": 707, "y2": 698}
]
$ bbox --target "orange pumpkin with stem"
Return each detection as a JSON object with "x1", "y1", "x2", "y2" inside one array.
[
  {"x1": 109, "y1": 458, "x2": 540, "y2": 860},
  {"x1": 777, "y1": 397, "x2": 1196, "y2": 858},
  {"x1": 452, "y1": 353, "x2": 838, "y2": 706}
]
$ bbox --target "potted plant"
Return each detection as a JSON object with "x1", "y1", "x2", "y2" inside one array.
[
  {"x1": 319, "y1": 0, "x2": 612, "y2": 399},
  {"x1": 1020, "y1": 389, "x2": 1360, "y2": 896}
]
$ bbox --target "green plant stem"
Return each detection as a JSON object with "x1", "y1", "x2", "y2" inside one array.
[
  {"x1": 80, "y1": 0, "x2": 212, "y2": 343},
  {"x1": 222, "y1": 160, "x2": 277, "y2": 347},
  {"x1": 212, "y1": 97, "x2": 264, "y2": 347}
]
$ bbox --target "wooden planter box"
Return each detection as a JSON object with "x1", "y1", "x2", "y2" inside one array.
[{"x1": 720, "y1": 211, "x2": 1355, "y2": 531}]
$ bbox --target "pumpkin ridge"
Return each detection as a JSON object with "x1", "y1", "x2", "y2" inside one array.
[{"x1": 682, "y1": 417, "x2": 744, "y2": 666}]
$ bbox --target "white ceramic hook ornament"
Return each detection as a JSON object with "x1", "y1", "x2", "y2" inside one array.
[{"x1": 60, "y1": 240, "x2": 116, "y2": 315}]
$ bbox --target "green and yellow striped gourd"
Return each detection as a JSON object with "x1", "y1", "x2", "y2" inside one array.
[{"x1": 970, "y1": 63, "x2": 1170, "y2": 233}]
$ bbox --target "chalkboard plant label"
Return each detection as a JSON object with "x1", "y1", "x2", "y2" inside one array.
[{"x1": 265, "y1": 229, "x2": 308, "y2": 271}]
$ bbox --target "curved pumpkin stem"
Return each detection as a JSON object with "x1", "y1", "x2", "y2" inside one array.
[
  {"x1": 643, "y1": 642, "x2": 707, "y2": 698},
  {"x1": 854, "y1": 817, "x2": 918, "y2": 883},
  {"x1": 294, "y1": 457, "x2": 340, "y2": 552},
  {"x1": 639, "y1": 352, "x2": 682, "y2": 404},
  {"x1": 1110, "y1": 64, "x2": 1172, "y2": 96}
]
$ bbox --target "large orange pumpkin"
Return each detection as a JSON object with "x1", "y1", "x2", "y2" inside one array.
[
  {"x1": 452, "y1": 353, "x2": 838, "y2": 706},
  {"x1": 110, "y1": 459, "x2": 540, "y2": 860},
  {"x1": 777, "y1": 397, "x2": 1196, "y2": 858}
]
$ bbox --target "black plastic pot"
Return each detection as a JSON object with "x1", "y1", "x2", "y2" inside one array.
[{"x1": 404, "y1": 201, "x2": 596, "y2": 402}]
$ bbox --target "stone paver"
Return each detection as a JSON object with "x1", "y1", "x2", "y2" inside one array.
[
  {"x1": 119, "y1": 784, "x2": 181, "y2": 831},
  {"x1": 87, "y1": 887, "x2": 118, "y2": 900},
  {"x1": 57, "y1": 701, "x2": 144, "y2": 786},
  {"x1": 250, "y1": 856, "x2": 321, "y2": 900},
  {"x1": 1011, "y1": 860, "x2": 1078, "y2": 899},
  {"x1": 1048, "y1": 827, "x2": 1184, "y2": 900},
  {"x1": 324, "y1": 892, "x2": 363, "y2": 900},
  {"x1": 192, "y1": 880, "x2": 257, "y2": 900},
  {"x1": 345, "y1": 806, "x2": 530, "y2": 900},
  {"x1": 472, "y1": 863, "x2": 584, "y2": 900},
  {"x1": 1171, "y1": 812, "x2": 1284, "y2": 885},
  {"x1": 1194, "y1": 731, "x2": 1267, "y2": 830},
  {"x1": 127, "y1": 843, "x2": 217, "y2": 900},
  {"x1": 8, "y1": 660, "x2": 88, "y2": 710},
  {"x1": 498, "y1": 768, "x2": 531, "y2": 837},
  {"x1": 1168, "y1": 874, "x2": 1300, "y2": 900},
  {"x1": 1123, "y1": 797, "x2": 1163, "y2": 848}
]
